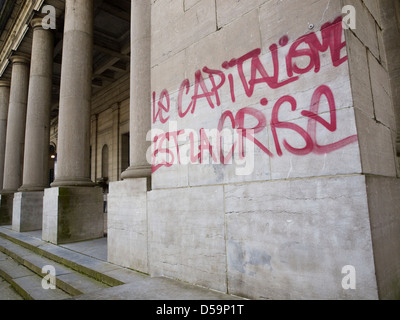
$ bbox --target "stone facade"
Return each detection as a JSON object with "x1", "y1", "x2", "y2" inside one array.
[{"x1": 0, "y1": 0, "x2": 399, "y2": 300}]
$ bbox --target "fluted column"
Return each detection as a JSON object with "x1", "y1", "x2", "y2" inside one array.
[
  {"x1": 2, "y1": 56, "x2": 30, "y2": 194},
  {"x1": 121, "y1": 0, "x2": 152, "y2": 180},
  {"x1": 51, "y1": 0, "x2": 94, "y2": 187},
  {"x1": 19, "y1": 18, "x2": 54, "y2": 192},
  {"x1": 0, "y1": 81, "x2": 10, "y2": 191}
]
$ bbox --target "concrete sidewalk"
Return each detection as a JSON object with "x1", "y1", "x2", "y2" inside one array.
[{"x1": 0, "y1": 226, "x2": 243, "y2": 300}]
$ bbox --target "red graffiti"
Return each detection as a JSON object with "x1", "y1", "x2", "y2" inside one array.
[
  {"x1": 153, "y1": 17, "x2": 347, "y2": 124},
  {"x1": 151, "y1": 17, "x2": 357, "y2": 174},
  {"x1": 151, "y1": 85, "x2": 358, "y2": 173},
  {"x1": 286, "y1": 17, "x2": 347, "y2": 77}
]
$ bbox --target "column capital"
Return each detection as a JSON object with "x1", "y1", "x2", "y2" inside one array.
[
  {"x1": 31, "y1": 17, "x2": 45, "y2": 30},
  {"x1": 31, "y1": 17, "x2": 56, "y2": 35},
  {"x1": 121, "y1": 165, "x2": 152, "y2": 180},
  {"x1": 9, "y1": 55, "x2": 30, "y2": 66}
]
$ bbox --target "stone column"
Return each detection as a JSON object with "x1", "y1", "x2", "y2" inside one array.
[
  {"x1": 120, "y1": 0, "x2": 152, "y2": 180},
  {"x1": 42, "y1": 0, "x2": 103, "y2": 244},
  {"x1": 0, "y1": 81, "x2": 10, "y2": 192},
  {"x1": 108, "y1": 0, "x2": 151, "y2": 274},
  {"x1": 12, "y1": 18, "x2": 54, "y2": 232},
  {"x1": 0, "y1": 56, "x2": 30, "y2": 225},
  {"x1": 51, "y1": 0, "x2": 94, "y2": 187}
]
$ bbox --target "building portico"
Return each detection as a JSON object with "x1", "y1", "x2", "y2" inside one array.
[{"x1": 0, "y1": 0, "x2": 399, "y2": 300}]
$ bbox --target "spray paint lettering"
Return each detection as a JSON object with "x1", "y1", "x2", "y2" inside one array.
[{"x1": 151, "y1": 17, "x2": 357, "y2": 174}]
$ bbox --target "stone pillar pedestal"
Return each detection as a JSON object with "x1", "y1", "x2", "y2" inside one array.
[
  {"x1": 107, "y1": 178, "x2": 148, "y2": 273},
  {"x1": 42, "y1": 187, "x2": 103, "y2": 245},
  {"x1": 12, "y1": 191, "x2": 43, "y2": 232}
]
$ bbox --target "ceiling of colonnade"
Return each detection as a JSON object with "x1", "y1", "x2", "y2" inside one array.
[{"x1": 0, "y1": 0, "x2": 131, "y2": 120}]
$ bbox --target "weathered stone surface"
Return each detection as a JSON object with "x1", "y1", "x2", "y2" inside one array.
[
  {"x1": 365, "y1": 175, "x2": 400, "y2": 300},
  {"x1": 354, "y1": 109, "x2": 397, "y2": 177},
  {"x1": 151, "y1": 0, "x2": 216, "y2": 66},
  {"x1": 346, "y1": 30, "x2": 374, "y2": 118},
  {"x1": 107, "y1": 178, "x2": 148, "y2": 273},
  {"x1": 216, "y1": 0, "x2": 259, "y2": 28},
  {"x1": 42, "y1": 187, "x2": 103, "y2": 245},
  {"x1": 147, "y1": 185, "x2": 227, "y2": 293},
  {"x1": 345, "y1": 0, "x2": 379, "y2": 59},
  {"x1": 259, "y1": 0, "x2": 342, "y2": 51},
  {"x1": 368, "y1": 51, "x2": 395, "y2": 131},
  {"x1": 12, "y1": 191, "x2": 43, "y2": 233},
  {"x1": 225, "y1": 175, "x2": 378, "y2": 300}
]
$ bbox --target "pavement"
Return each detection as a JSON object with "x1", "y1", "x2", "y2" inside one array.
[{"x1": 0, "y1": 226, "x2": 243, "y2": 301}]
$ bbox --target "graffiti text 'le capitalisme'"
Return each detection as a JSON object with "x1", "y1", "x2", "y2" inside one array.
[{"x1": 151, "y1": 16, "x2": 357, "y2": 173}]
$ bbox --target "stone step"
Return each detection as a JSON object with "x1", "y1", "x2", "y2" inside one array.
[
  {"x1": 0, "y1": 251, "x2": 71, "y2": 300},
  {"x1": 0, "y1": 227, "x2": 138, "y2": 287},
  {"x1": 0, "y1": 227, "x2": 243, "y2": 300},
  {"x1": 0, "y1": 237, "x2": 110, "y2": 297},
  {"x1": 0, "y1": 276, "x2": 24, "y2": 300}
]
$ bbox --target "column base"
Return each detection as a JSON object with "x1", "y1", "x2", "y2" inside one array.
[
  {"x1": 121, "y1": 165, "x2": 152, "y2": 181},
  {"x1": 12, "y1": 191, "x2": 44, "y2": 232},
  {"x1": 50, "y1": 177, "x2": 95, "y2": 188},
  {"x1": 18, "y1": 185, "x2": 45, "y2": 192},
  {"x1": 42, "y1": 186, "x2": 103, "y2": 245},
  {"x1": 0, "y1": 192, "x2": 14, "y2": 226},
  {"x1": 107, "y1": 178, "x2": 149, "y2": 273}
]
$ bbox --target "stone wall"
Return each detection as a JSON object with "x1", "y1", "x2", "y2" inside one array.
[
  {"x1": 345, "y1": 0, "x2": 400, "y2": 300},
  {"x1": 105, "y1": 0, "x2": 400, "y2": 299}
]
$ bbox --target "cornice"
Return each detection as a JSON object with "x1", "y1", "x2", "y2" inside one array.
[{"x1": 0, "y1": 0, "x2": 45, "y2": 77}]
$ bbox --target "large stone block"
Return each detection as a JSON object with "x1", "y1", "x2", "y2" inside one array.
[
  {"x1": 216, "y1": 0, "x2": 259, "y2": 28},
  {"x1": 184, "y1": 8, "x2": 261, "y2": 83},
  {"x1": 365, "y1": 175, "x2": 400, "y2": 300},
  {"x1": 259, "y1": 0, "x2": 342, "y2": 51},
  {"x1": 354, "y1": 109, "x2": 397, "y2": 177},
  {"x1": 368, "y1": 51, "x2": 395, "y2": 130},
  {"x1": 225, "y1": 175, "x2": 378, "y2": 300},
  {"x1": 346, "y1": 31, "x2": 374, "y2": 118},
  {"x1": 147, "y1": 185, "x2": 227, "y2": 293},
  {"x1": 42, "y1": 187, "x2": 103, "y2": 245},
  {"x1": 12, "y1": 191, "x2": 43, "y2": 233},
  {"x1": 151, "y1": 0, "x2": 216, "y2": 66},
  {"x1": 345, "y1": 0, "x2": 379, "y2": 58},
  {"x1": 107, "y1": 178, "x2": 149, "y2": 273}
]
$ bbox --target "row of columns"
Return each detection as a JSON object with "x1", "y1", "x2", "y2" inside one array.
[{"x1": 0, "y1": 0, "x2": 151, "y2": 244}]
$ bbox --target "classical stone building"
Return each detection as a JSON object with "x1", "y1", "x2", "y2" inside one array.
[{"x1": 0, "y1": 0, "x2": 399, "y2": 300}]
